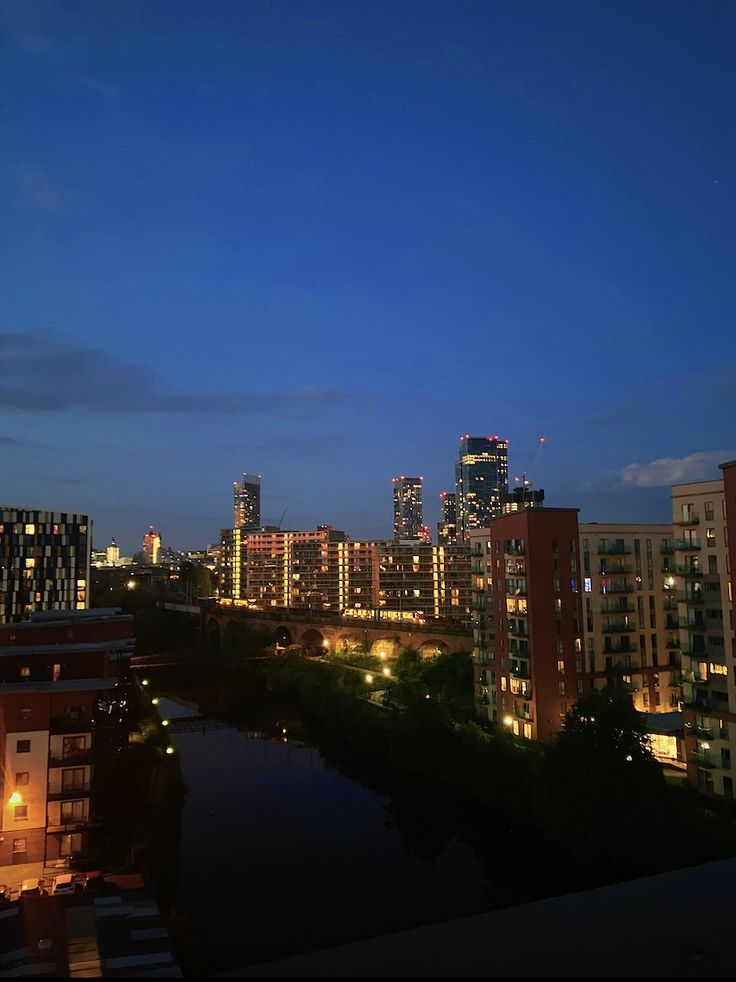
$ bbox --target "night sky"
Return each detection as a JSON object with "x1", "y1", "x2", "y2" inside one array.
[{"x1": 1, "y1": 0, "x2": 734, "y2": 555}]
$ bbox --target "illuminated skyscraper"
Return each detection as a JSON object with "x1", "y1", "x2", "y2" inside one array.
[
  {"x1": 143, "y1": 526, "x2": 161, "y2": 565},
  {"x1": 455, "y1": 435, "x2": 509, "y2": 537},
  {"x1": 437, "y1": 491, "x2": 458, "y2": 545},
  {"x1": 233, "y1": 473, "x2": 261, "y2": 529},
  {"x1": 392, "y1": 476, "x2": 424, "y2": 540}
]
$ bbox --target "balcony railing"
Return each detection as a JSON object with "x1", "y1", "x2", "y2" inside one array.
[
  {"x1": 688, "y1": 751, "x2": 715, "y2": 769},
  {"x1": 677, "y1": 592, "x2": 704, "y2": 605},
  {"x1": 674, "y1": 513, "x2": 700, "y2": 525},
  {"x1": 599, "y1": 582, "x2": 633, "y2": 594},
  {"x1": 597, "y1": 544, "x2": 632, "y2": 556},
  {"x1": 673, "y1": 539, "x2": 701, "y2": 551},
  {"x1": 47, "y1": 784, "x2": 92, "y2": 801},
  {"x1": 676, "y1": 565, "x2": 703, "y2": 578},
  {"x1": 678, "y1": 618, "x2": 706, "y2": 631},
  {"x1": 660, "y1": 544, "x2": 675, "y2": 555},
  {"x1": 504, "y1": 544, "x2": 525, "y2": 556},
  {"x1": 602, "y1": 622, "x2": 636, "y2": 633},
  {"x1": 601, "y1": 601, "x2": 636, "y2": 613},
  {"x1": 49, "y1": 715, "x2": 93, "y2": 735},
  {"x1": 599, "y1": 563, "x2": 632, "y2": 575},
  {"x1": 505, "y1": 561, "x2": 526, "y2": 575},
  {"x1": 48, "y1": 748, "x2": 95, "y2": 767}
]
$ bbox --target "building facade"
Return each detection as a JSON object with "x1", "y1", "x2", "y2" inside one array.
[
  {"x1": 470, "y1": 508, "x2": 584, "y2": 741},
  {"x1": 455, "y1": 436, "x2": 509, "y2": 538},
  {"x1": 673, "y1": 478, "x2": 735, "y2": 798},
  {"x1": 0, "y1": 609, "x2": 134, "y2": 867},
  {"x1": 142, "y1": 526, "x2": 161, "y2": 565},
  {"x1": 0, "y1": 508, "x2": 91, "y2": 625},
  {"x1": 437, "y1": 491, "x2": 458, "y2": 546},
  {"x1": 392, "y1": 477, "x2": 425, "y2": 541},
  {"x1": 233, "y1": 473, "x2": 261, "y2": 530},
  {"x1": 220, "y1": 527, "x2": 470, "y2": 622}
]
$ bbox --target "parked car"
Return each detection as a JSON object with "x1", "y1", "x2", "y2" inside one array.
[
  {"x1": 19, "y1": 878, "x2": 45, "y2": 896},
  {"x1": 51, "y1": 873, "x2": 76, "y2": 896}
]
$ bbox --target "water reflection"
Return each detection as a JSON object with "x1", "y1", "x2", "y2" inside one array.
[{"x1": 147, "y1": 667, "x2": 495, "y2": 975}]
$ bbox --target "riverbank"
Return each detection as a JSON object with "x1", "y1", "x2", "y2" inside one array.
[{"x1": 263, "y1": 652, "x2": 736, "y2": 884}]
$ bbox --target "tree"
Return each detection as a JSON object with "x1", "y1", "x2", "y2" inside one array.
[{"x1": 534, "y1": 686, "x2": 668, "y2": 869}]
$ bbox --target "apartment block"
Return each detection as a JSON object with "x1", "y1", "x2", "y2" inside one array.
[
  {"x1": 471, "y1": 509, "x2": 585, "y2": 741},
  {"x1": 0, "y1": 507, "x2": 91, "y2": 624},
  {"x1": 673, "y1": 479, "x2": 735, "y2": 798},
  {"x1": 0, "y1": 609, "x2": 134, "y2": 867},
  {"x1": 220, "y1": 527, "x2": 470, "y2": 621}
]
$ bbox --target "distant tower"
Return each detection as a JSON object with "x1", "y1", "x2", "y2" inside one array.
[
  {"x1": 233, "y1": 473, "x2": 261, "y2": 529},
  {"x1": 437, "y1": 491, "x2": 458, "y2": 545},
  {"x1": 106, "y1": 537, "x2": 120, "y2": 566},
  {"x1": 455, "y1": 435, "x2": 509, "y2": 537},
  {"x1": 392, "y1": 476, "x2": 424, "y2": 540},
  {"x1": 143, "y1": 526, "x2": 161, "y2": 565}
]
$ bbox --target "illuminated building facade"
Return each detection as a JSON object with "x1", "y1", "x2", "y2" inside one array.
[
  {"x1": 106, "y1": 538, "x2": 120, "y2": 566},
  {"x1": 579, "y1": 522, "x2": 682, "y2": 762},
  {"x1": 142, "y1": 526, "x2": 161, "y2": 565},
  {"x1": 220, "y1": 528, "x2": 470, "y2": 621},
  {"x1": 673, "y1": 474, "x2": 735, "y2": 798},
  {"x1": 0, "y1": 508, "x2": 91, "y2": 625},
  {"x1": 470, "y1": 508, "x2": 585, "y2": 741},
  {"x1": 233, "y1": 473, "x2": 261, "y2": 529},
  {"x1": 437, "y1": 491, "x2": 458, "y2": 545},
  {"x1": 501, "y1": 486, "x2": 545, "y2": 513},
  {"x1": 392, "y1": 477, "x2": 424, "y2": 541},
  {"x1": 0, "y1": 608, "x2": 134, "y2": 866},
  {"x1": 455, "y1": 436, "x2": 509, "y2": 537}
]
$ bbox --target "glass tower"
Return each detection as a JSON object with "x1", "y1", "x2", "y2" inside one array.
[
  {"x1": 455, "y1": 436, "x2": 509, "y2": 536},
  {"x1": 233, "y1": 473, "x2": 261, "y2": 529},
  {"x1": 392, "y1": 476, "x2": 424, "y2": 540}
]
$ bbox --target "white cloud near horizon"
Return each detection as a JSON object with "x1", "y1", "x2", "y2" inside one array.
[{"x1": 621, "y1": 450, "x2": 736, "y2": 488}]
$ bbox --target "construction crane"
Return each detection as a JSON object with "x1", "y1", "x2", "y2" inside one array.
[{"x1": 513, "y1": 436, "x2": 546, "y2": 502}]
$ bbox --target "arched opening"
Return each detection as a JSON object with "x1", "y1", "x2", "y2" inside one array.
[
  {"x1": 369, "y1": 638, "x2": 400, "y2": 659},
  {"x1": 273, "y1": 626, "x2": 293, "y2": 651},
  {"x1": 418, "y1": 639, "x2": 449, "y2": 658},
  {"x1": 301, "y1": 628, "x2": 325, "y2": 656}
]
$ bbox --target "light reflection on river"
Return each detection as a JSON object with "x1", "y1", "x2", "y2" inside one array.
[{"x1": 154, "y1": 694, "x2": 490, "y2": 975}]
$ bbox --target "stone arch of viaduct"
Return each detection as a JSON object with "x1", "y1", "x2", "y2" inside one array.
[{"x1": 202, "y1": 609, "x2": 471, "y2": 658}]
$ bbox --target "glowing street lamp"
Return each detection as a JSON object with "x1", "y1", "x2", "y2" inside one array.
[
  {"x1": 365, "y1": 673, "x2": 374, "y2": 684},
  {"x1": 502, "y1": 715, "x2": 513, "y2": 727}
]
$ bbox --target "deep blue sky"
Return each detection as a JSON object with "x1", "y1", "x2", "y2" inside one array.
[{"x1": 1, "y1": 0, "x2": 735, "y2": 554}]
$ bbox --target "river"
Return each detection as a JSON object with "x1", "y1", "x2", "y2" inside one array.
[{"x1": 144, "y1": 666, "x2": 574, "y2": 976}]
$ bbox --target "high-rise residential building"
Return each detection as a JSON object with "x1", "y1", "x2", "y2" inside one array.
[
  {"x1": 0, "y1": 608, "x2": 134, "y2": 867},
  {"x1": 0, "y1": 507, "x2": 91, "y2": 624},
  {"x1": 437, "y1": 491, "x2": 458, "y2": 545},
  {"x1": 392, "y1": 476, "x2": 424, "y2": 541},
  {"x1": 455, "y1": 435, "x2": 509, "y2": 537},
  {"x1": 142, "y1": 526, "x2": 161, "y2": 565},
  {"x1": 579, "y1": 522, "x2": 683, "y2": 762},
  {"x1": 470, "y1": 508, "x2": 584, "y2": 741},
  {"x1": 233, "y1": 473, "x2": 261, "y2": 530},
  {"x1": 672, "y1": 476, "x2": 735, "y2": 798}
]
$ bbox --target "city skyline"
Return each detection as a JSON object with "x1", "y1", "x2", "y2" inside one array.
[{"x1": 1, "y1": 1, "x2": 735, "y2": 554}]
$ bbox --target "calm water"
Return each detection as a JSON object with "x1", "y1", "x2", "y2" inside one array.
[{"x1": 147, "y1": 668, "x2": 574, "y2": 976}]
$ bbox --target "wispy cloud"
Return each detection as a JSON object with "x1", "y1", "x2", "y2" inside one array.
[
  {"x1": 0, "y1": 332, "x2": 347, "y2": 417},
  {"x1": 620, "y1": 450, "x2": 735, "y2": 488},
  {"x1": 17, "y1": 165, "x2": 75, "y2": 212}
]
